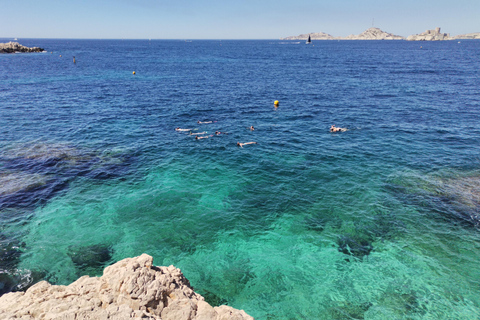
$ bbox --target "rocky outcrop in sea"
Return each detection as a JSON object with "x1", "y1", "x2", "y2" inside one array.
[
  {"x1": 454, "y1": 32, "x2": 480, "y2": 39},
  {"x1": 282, "y1": 27, "x2": 480, "y2": 41},
  {"x1": 280, "y1": 27, "x2": 404, "y2": 40},
  {"x1": 281, "y1": 32, "x2": 334, "y2": 40},
  {"x1": 0, "y1": 254, "x2": 254, "y2": 319},
  {"x1": 0, "y1": 42, "x2": 45, "y2": 53},
  {"x1": 342, "y1": 27, "x2": 404, "y2": 40},
  {"x1": 406, "y1": 27, "x2": 451, "y2": 41}
]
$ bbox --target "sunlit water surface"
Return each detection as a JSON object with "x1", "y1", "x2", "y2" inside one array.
[{"x1": 1, "y1": 39, "x2": 480, "y2": 319}]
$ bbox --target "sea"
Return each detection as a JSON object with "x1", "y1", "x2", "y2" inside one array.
[{"x1": 1, "y1": 38, "x2": 480, "y2": 319}]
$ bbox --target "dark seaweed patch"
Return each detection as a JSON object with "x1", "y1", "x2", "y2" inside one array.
[
  {"x1": 0, "y1": 234, "x2": 25, "y2": 270},
  {"x1": 327, "y1": 301, "x2": 373, "y2": 320},
  {"x1": 68, "y1": 244, "x2": 113, "y2": 274},
  {"x1": 338, "y1": 234, "x2": 373, "y2": 259},
  {"x1": 199, "y1": 289, "x2": 228, "y2": 306}
]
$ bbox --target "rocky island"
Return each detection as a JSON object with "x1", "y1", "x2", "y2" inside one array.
[
  {"x1": 281, "y1": 27, "x2": 404, "y2": 40},
  {"x1": 0, "y1": 254, "x2": 254, "y2": 320},
  {"x1": 0, "y1": 42, "x2": 45, "y2": 53},
  {"x1": 282, "y1": 27, "x2": 480, "y2": 41},
  {"x1": 406, "y1": 27, "x2": 450, "y2": 41}
]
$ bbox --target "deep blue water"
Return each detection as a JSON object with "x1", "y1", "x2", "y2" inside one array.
[{"x1": 1, "y1": 39, "x2": 480, "y2": 319}]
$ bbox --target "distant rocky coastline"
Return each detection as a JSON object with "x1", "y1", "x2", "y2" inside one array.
[
  {"x1": 0, "y1": 254, "x2": 253, "y2": 320},
  {"x1": 282, "y1": 27, "x2": 480, "y2": 41},
  {"x1": 0, "y1": 42, "x2": 45, "y2": 53}
]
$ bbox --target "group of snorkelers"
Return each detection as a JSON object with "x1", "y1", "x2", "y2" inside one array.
[
  {"x1": 175, "y1": 121, "x2": 257, "y2": 147},
  {"x1": 175, "y1": 122, "x2": 346, "y2": 147}
]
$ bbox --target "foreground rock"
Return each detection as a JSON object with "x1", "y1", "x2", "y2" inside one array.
[
  {"x1": 0, "y1": 42, "x2": 45, "y2": 53},
  {"x1": 0, "y1": 254, "x2": 254, "y2": 320},
  {"x1": 406, "y1": 27, "x2": 451, "y2": 41}
]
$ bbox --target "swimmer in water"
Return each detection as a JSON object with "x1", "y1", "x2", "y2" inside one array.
[
  {"x1": 175, "y1": 128, "x2": 193, "y2": 132},
  {"x1": 237, "y1": 142, "x2": 257, "y2": 148},
  {"x1": 190, "y1": 131, "x2": 207, "y2": 135},
  {"x1": 198, "y1": 121, "x2": 213, "y2": 124},
  {"x1": 330, "y1": 125, "x2": 347, "y2": 132},
  {"x1": 249, "y1": 126, "x2": 255, "y2": 131},
  {"x1": 195, "y1": 135, "x2": 209, "y2": 140},
  {"x1": 215, "y1": 131, "x2": 228, "y2": 135}
]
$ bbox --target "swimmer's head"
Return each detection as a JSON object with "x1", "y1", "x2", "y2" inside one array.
[{"x1": 237, "y1": 142, "x2": 241, "y2": 146}]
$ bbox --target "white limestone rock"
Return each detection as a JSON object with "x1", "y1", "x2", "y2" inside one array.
[
  {"x1": 0, "y1": 254, "x2": 254, "y2": 320},
  {"x1": 338, "y1": 27, "x2": 405, "y2": 40},
  {"x1": 0, "y1": 42, "x2": 45, "y2": 53},
  {"x1": 454, "y1": 32, "x2": 480, "y2": 39},
  {"x1": 406, "y1": 27, "x2": 452, "y2": 41},
  {"x1": 280, "y1": 32, "x2": 334, "y2": 40}
]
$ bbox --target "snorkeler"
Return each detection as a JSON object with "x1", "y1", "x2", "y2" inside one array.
[
  {"x1": 249, "y1": 126, "x2": 255, "y2": 131},
  {"x1": 215, "y1": 131, "x2": 228, "y2": 135},
  {"x1": 237, "y1": 142, "x2": 257, "y2": 148},
  {"x1": 190, "y1": 131, "x2": 208, "y2": 135},
  {"x1": 198, "y1": 121, "x2": 214, "y2": 124},
  {"x1": 175, "y1": 128, "x2": 193, "y2": 132},
  {"x1": 330, "y1": 125, "x2": 347, "y2": 132},
  {"x1": 195, "y1": 135, "x2": 211, "y2": 140}
]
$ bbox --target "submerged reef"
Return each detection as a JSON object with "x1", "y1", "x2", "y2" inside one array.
[
  {"x1": 0, "y1": 254, "x2": 253, "y2": 319},
  {"x1": 387, "y1": 170, "x2": 480, "y2": 227},
  {"x1": 0, "y1": 142, "x2": 134, "y2": 209}
]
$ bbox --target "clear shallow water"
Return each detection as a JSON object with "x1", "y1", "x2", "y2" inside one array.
[{"x1": 1, "y1": 39, "x2": 480, "y2": 319}]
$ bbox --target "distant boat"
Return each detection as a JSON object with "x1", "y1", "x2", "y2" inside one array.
[
  {"x1": 306, "y1": 35, "x2": 311, "y2": 44},
  {"x1": 13, "y1": 38, "x2": 17, "y2": 41}
]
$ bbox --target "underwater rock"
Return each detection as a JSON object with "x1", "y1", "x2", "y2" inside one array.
[
  {"x1": 0, "y1": 172, "x2": 48, "y2": 197},
  {"x1": 387, "y1": 171, "x2": 480, "y2": 227},
  {"x1": 68, "y1": 244, "x2": 113, "y2": 274},
  {"x1": 0, "y1": 142, "x2": 135, "y2": 209},
  {"x1": 327, "y1": 301, "x2": 372, "y2": 320},
  {"x1": 200, "y1": 289, "x2": 229, "y2": 307},
  {"x1": 338, "y1": 234, "x2": 373, "y2": 259},
  {"x1": 0, "y1": 254, "x2": 253, "y2": 319},
  {"x1": 0, "y1": 234, "x2": 24, "y2": 268},
  {"x1": 0, "y1": 269, "x2": 46, "y2": 296}
]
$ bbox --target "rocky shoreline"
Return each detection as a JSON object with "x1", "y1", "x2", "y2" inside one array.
[
  {"x1": 0, "y1": 254, "x2": 254, "y2": 320},
  {"x1": 282, "y1": 27, "x2": 480, "y2": 41},
  {"x1": 0, "y1": 42, "x2": 45, "y2": 53}
]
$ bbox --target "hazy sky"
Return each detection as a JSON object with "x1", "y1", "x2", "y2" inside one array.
[{"x1": 2, "y1": 0, "x2": 479, "y2": 39}]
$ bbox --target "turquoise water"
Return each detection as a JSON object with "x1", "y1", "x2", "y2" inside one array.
[{"x1": 1, "y1": 39, "x2": 480, "y2": 319}]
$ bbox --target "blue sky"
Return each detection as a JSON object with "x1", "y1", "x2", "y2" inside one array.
[{"x1": 2, "y1": 0, "x2": 479, "y2": 39}]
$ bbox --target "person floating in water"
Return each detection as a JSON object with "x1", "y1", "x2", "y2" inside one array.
[
  {"x1": 190, "y1": 131, "x2": 207, "y2": 135},
  {"x1": 237, "y1": 142, "x2": 257, "y2": 148},
  {"x1": 175, "y1": 128, "x2": 193, "y2": 132},
  {"x1": 215, "y1": 131, "x2": 228, "y2": 135},
  {"x1": 198, "y1": 121, "x2": 213, "y2": 124},
  {"x1": 330, "y1": 125, "x2": 347, "y2": 132},
  {"x1": 249, "y1": 126, "x2": 255, "y2": 131},
  {"x1": 195, "y1": 135, "x2": 209, "y2": 140}
]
